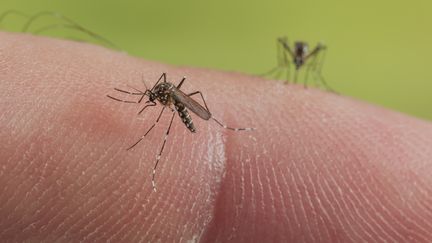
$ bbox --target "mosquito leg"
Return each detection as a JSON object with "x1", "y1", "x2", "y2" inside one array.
[
  {"x1": 127, "y1": 106, "x2": 166, "y2": 151},
  {"x1": 258, "y1": 66, "x2": 281, "y2": 78},
  {"x1": 212, "y1": 117, "x2": 255, "y2": 131},
  {"x1": 0, "y1": 10, "x2": 29, "y2": 27},
  {"x1": 176, "y1": 76, "x2": 187, "y2": 89},
  {"x1": 152, "y1": 110, "x2": 176, "y2": 192},
  {"x1": 258, "y1": 38, "x2": 285, "y2": 78},
  {"x1": 187, "y1": 91, "x2": 254, "y2": 131},
  {"x1": 314, "y1": 48, "x2": 336, "y2": 93},
  {"x1": 304, "y1": 58, "x2": 317, "y2": 88},
  {"x1": 137, "y1": 101, "x2": 157, "y2": 115},
  {"x1": 274, "y1": 67, "x2": 284, "y2": 80},
  {"x1": 21, "y1": 11, "x2": 120, "y2": 50},
  {"x1": 279, "y1": 43, "x2": 291, "y2": 84},
  {"x1": 284, "y1": 65, "x2": 291, "y2": 84},
  {"x1": 293, "y1": 69, "x2": 299, "y2": 84},
  {"x1": 152, "y1": 72, "x2": 167, "y2": 89},
  {"x1": 187, "y1": 91, "x2": 210, "y2": 112}
]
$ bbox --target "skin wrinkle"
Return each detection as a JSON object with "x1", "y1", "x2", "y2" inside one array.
[
  {"x1": 20, "y1": 136, "x2": 79, "y2": 234},
  {"x1": 273, "y1": 125, "x2": 301, "y2": 237},
  {"x1": 121, "y1": 144, "x2": 160, "y2": 242},
  {"x1": 88, "y1": 140, "x2": 164, "y2": 237},
  {"x1": 288, "y1": 117, "x2": 318, "y2": 242},
  {"x1": 139, "y1": 135, "x2": 192, "y2": 241},
  {"x1": 1, "y1": 32, "x2": 432, "y2": 242},
  {"x1": 298, "y1": 108, "x2": 335, "y2": 242},
  {"x1": 315, "y1": 121, "x2": 376, "y2": 242},
  {"x1": 62, "y1": 102, "x2": 165, "y2": 239},
  {"x1": 324, "y1": 117, "x2": 392, "y2": 241},
  {"x1": 78, "y1": 158, "x2": 139, "y2": 241},
  {"x1": 334, "y1": 150, "x2": 390, "y2": 242},
  {"x1": 102, "y1": 140, "x2": 173, "y2": 241},
  {"x1": 91, "y1": 176, "x2": 144, "y2": 242},
  {"x1": 308, "y1": 104, "x2": 373, "y2": 242},
  {"x1": 50, "y1": 109, "x2": 134, "y2": 236},
  {"x1": 257, "y1": 148, "x2": 278, "y2": 241},
  {"x1": 332, "y1": 124, "x2": 401, "y2": 241},
  {"x1": 54, "y1": 139, "x2": 123, "y2": 234},
  {"x1": 2, "y1": 132, "x2": 46, "y2": 230},
  {"x1": 291, "y1": 149, "x2": 320, "y2": 242},
  {"x1": 303, "y1": 158, "x2": 336, "y2": 241},
  {"x1": 322, "y1": 102, "x2": 401, "y2": 240},
  {"x1": 0, "y1": 110, "x2": 40, "y2": 200},
  {"x1": 4, "y1": 60, "x2": 122, "y2": 237},
  {"x1": 349, "y1": 119, "x2": 431, "y2": 241},
  {"x1": 46, "y1": 137, "x2": 103, "y2": 234},
  {"x1": 275, "y1": 137, "x2": 302, "y2": 240},
  {"x1": 269, "y1": 165, "x2": 293, "y2": 239},
  {"x1": 29, "y1": 130, "x2": 85, "y2": 235},
  {"x1": 346, "y1": 145, "x2": 407, "y2": 241},
  {"x1": 97, "y1": 143, "x2": 167, "y2": 241}
]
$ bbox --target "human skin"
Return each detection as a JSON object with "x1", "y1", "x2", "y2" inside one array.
[{"x1": 0, "y1": 31, "x2": 431, "y2": 242}]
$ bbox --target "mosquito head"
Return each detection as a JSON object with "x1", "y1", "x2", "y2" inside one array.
[
  {"x1": 150, "y1": 82, "x2": 174, "y2": 105},
  {"x1": 144, "y1": 89, "x2": 157, "y2": 102}
]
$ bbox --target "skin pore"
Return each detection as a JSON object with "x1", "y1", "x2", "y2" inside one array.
[{"x1": 0, "y1": 32, "x2": 431, "y2": 242}]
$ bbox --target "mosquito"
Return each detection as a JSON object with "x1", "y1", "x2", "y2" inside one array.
[
  {"x1": 261, "y1": 36, "x2": 334, "y2": 91},
  {"x1": 107, "y1": 73, "x2": 254, "y2": 191},
  {"x1": 0, "y1": 10, "x2": 120, "y2": 50}
]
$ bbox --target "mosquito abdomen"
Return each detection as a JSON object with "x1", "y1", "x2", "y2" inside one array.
[{"x1": 175, "y1": 102, "x2": 196, "y2": 132}]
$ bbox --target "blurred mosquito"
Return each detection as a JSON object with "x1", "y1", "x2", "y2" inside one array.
[
  {"x1": 0, "y1": 10, "x2": 120, "y2": 50},
  {"x1": 107, "y1": 73, "x2": 254, "y2": 191},
  {"x1": 261, "y1": 36, "x2": 334, "y2": 91}
]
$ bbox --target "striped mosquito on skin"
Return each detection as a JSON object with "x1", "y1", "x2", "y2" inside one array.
[
  {"x1": 107, "y1": 73, "x2": 255, "y2": 192},
  {"x1": 260, "y1": 36, "x2": 335, "y2": 92}
]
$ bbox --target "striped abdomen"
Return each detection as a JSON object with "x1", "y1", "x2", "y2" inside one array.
[{"x1": 175, "y1": 102, "x2": 196, "y2": 132}]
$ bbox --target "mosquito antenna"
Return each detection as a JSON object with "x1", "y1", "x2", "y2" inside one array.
[{"x1": 140, "y1": 73, "x2": 150, "y2": 91}]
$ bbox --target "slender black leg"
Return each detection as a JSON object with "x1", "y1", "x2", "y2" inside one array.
[
  {"x1": 313, "y1": 48, "x2": 336, "y2": 93},
  {"x1": 188, "y1": 91, "x2": 255, "y2": 131},
  {"x1": 137, "y1": 101, "x2": 156, "y2": 115},
  {"x1": 187, "y1": 91, "x2": 210, "y2": 111},
  {"x1": 293, "y1": 70, "x2": 299, "y2": 84},
  {"x1": 259, "y1": 66, "x2": 281, "y2": 78},
  {"x1": 20, "y1": 11, "x2": 120, "y2": 50},
  {"x1": 258, "y1": 38, "x2": 285, "y2": 78},
  {"x1": 127, "y1": 106, "x2": 166, "y2": 151},
  {"x1": 277, "y1": 39, "x2": 293, "y2": 83},
  {"x1": 151, "y1": 73, "x2": 167, "y2": 91},
  {"x1": 284, "y1": 54, "x2": 291, "y2": 83},
  {"x1": 0, "y1": 10, "x2": 29, "y2": 26},
  {"x1": 176, "y1": 77, "x2": 187, "y2": 89},
  {"x1": 304, "y1": 58, "x2": 317, "y2": 88},
  {"x1": 152, "y1": 110, "x2": 176, "y2": 192}
]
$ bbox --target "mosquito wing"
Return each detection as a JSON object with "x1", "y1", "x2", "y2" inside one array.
[{"x1": 172, "y1": 89, "x2": 212, "y2": 120}]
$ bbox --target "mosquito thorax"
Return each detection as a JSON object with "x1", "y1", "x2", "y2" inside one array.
[{"x1": 153, "y1": 82, "x2": 174, "y2": 105}]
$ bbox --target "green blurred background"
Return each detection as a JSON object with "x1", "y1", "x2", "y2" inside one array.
[{"x1": 1, "y1": 0, "x2": 431, "y2": 120}]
